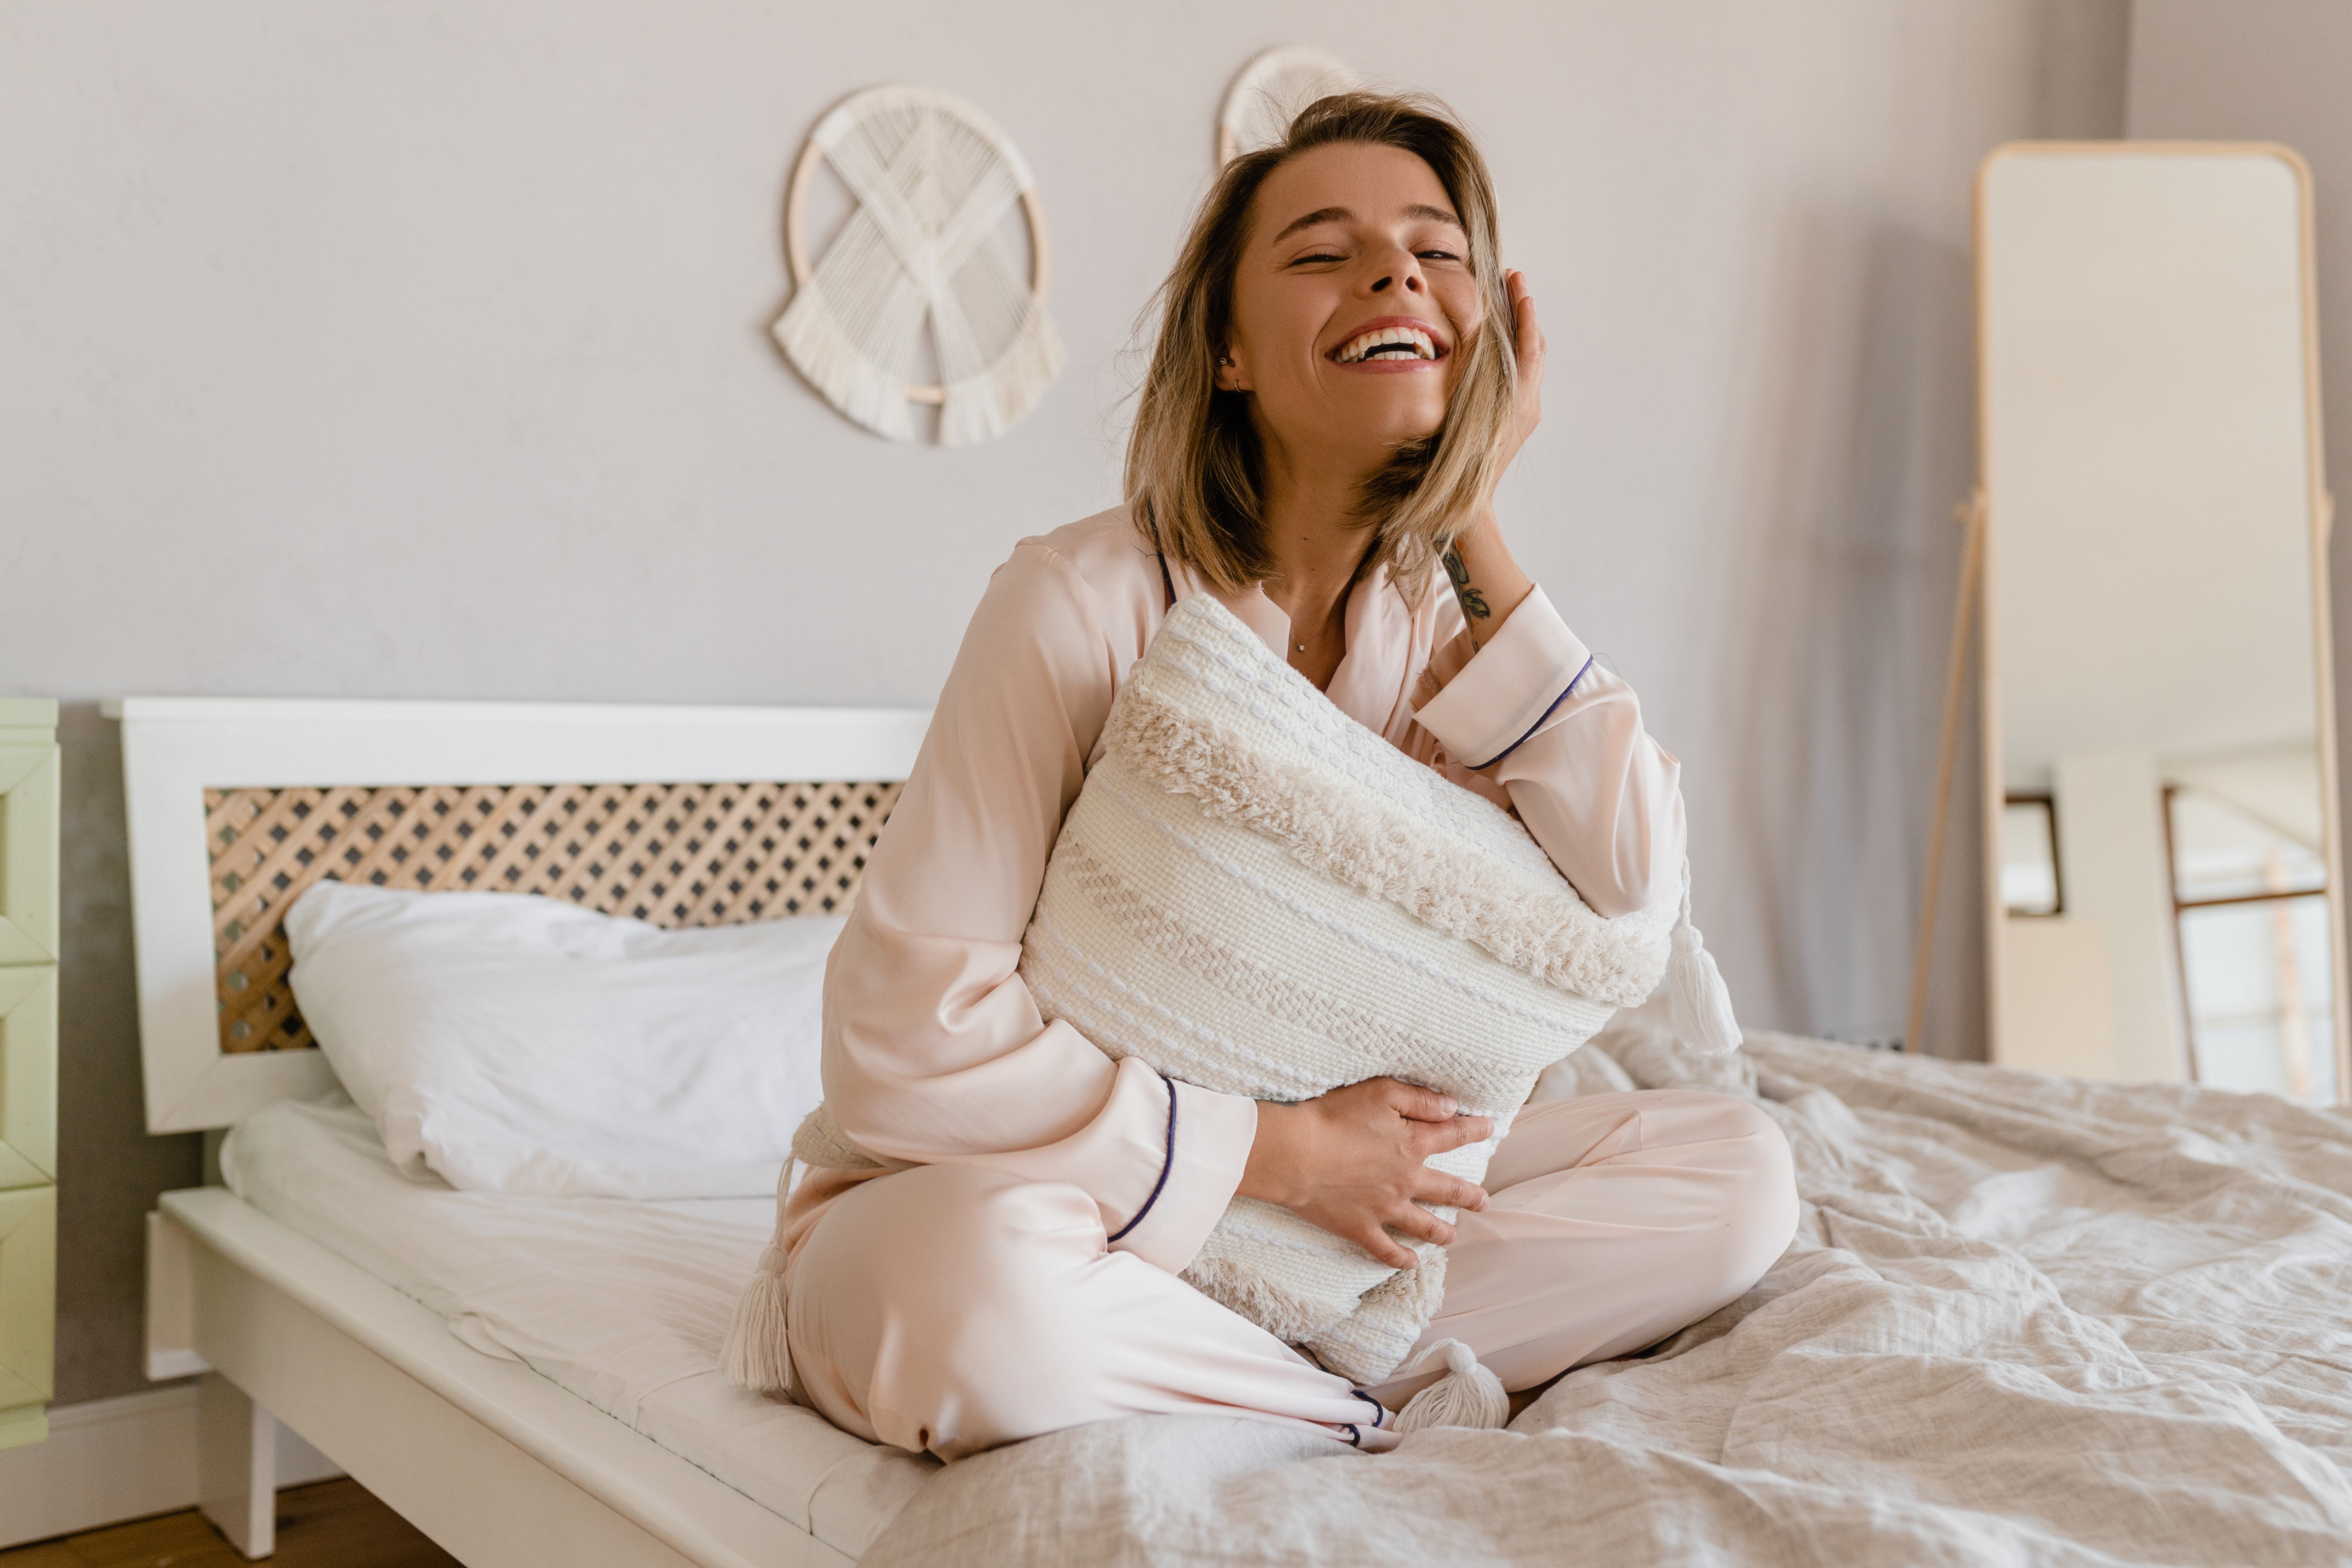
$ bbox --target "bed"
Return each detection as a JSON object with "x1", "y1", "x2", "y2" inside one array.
[
  {"x1": 121, "y1": 698, "x2": 2352, "y2": 1565},
  {"x1": 120, "y1": 696, "x2": 935, "y2": 1564}
]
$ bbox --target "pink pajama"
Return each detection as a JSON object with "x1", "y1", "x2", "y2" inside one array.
[
  {"x1": 753, "y1": 508, "x2": 1793, "y2": 1461},
  {"x1": 784, "y1": 1090, "x2": 1795, "y2": 1459}
]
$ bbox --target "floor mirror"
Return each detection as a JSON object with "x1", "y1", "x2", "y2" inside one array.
[{"x1": 1915, "y1": 142, "x2": 2347, "y2": 1103}]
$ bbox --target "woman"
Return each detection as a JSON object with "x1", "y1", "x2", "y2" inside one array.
[{"x1": 756, "y1": 93, "x2": 1797, "y2": 1460}]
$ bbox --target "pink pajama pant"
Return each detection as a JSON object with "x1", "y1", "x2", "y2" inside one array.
[{"x1": 784, "y1": 1089, "x2": 1797, "y2": 1460}]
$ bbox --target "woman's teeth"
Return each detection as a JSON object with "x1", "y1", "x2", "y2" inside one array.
[{"x1": 1336, "y1": 326, "x2": 1438, "y2": 364}]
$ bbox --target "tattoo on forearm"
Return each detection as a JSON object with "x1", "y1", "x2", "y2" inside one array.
[{"x1": 1443, "y1": 548, "x2": 1492, "y2": 620}]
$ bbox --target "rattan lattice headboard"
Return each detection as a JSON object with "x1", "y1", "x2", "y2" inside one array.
[{"x1": 206, "y1": 779, "x2": 901, "y2": 1055}]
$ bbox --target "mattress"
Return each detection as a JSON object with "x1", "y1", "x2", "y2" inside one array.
[{"x1": 220, "y1": 1096, "x2": 934, "y2": 1559}]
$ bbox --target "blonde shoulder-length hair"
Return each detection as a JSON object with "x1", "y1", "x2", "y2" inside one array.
[{"x1": 1125, "y1": 91, "x2": 1516, "y2": 597}]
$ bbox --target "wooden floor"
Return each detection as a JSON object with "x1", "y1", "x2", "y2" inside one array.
[{"x1": 0, "y1": 1478, "x2": 459, "y2": 1567}]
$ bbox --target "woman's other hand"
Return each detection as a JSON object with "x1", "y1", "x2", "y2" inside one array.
[
  {"x1": 1496, "y1": 267, "x2": 1544, "y2": 475},
  {"x1": 1438, "y1": 270, "x2": 1543, "y2": 648},
  {"x1": 1238, "y1": 1078, "x2": 1493, "y2": 1269}
]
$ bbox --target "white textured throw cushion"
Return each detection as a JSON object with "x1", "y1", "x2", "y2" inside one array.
[
  {"x1": 286, "y1": 882, "x2": 842, "y2": 1198},
  {"x1": 1018, "y1": 594, "x2": 1678, "y2": 1383}
]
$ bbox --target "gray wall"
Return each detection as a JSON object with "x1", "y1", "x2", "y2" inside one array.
[{"x1": 0, "y1": 1, "x2": 2121, "y2": 1405}]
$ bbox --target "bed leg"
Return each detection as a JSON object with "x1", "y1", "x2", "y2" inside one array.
[
  {"x1": 147, "y1": 1210, "x2": 211, "y2": 1380},
  {"x1": 198, "y1": 1372, "x2": 278, "y2": 1559}
]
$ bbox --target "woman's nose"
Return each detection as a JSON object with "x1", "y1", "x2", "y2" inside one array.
[{"x1": 1366, "y1": 250, "x2": 1426, "y2": 296}]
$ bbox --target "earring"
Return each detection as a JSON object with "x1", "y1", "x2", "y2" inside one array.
[{"x1": 1218, "y1": 356, "x2": 1233, "y2": 366}]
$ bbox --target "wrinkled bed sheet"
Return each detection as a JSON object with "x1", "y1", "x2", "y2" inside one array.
[{"x1": 865, "y1": 1034, "x2": 2352, "y2": 1567}]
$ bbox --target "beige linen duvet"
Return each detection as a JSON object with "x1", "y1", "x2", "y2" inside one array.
[{"x1": 862, "y1": 1032, "x2": 2352, "y2": 1566}]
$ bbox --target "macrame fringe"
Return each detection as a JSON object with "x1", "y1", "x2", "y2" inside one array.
[
  {"x1": 778, "y1": 89, "x2": 1063, "y2": 445},
  {"x1": 773, "y1": 286, "x2": 919, "y2": 443},
  {"x1": 940, "y1": 301, "x2": 1066, "y2": 446},
  {"x1": 1394, "y1": 1340, "x2": 1508, "y2": 1434},
  {"x1": 1666, "y1": 873, "x2": 1742, "y2": 1056},
  {"x1": 1301, "y1": 1242, "x2": 1447, "y2": 1385},
  {"x1": 1181, "y1": 1248, "x2": 1352, "y2": 1347},
  {"x1": 1109, "y1": 668, "x2": 1671, "y2": 1007}
]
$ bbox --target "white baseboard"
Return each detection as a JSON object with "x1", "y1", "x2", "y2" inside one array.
[{"x1": 0, "y1": 1384, "x2": 343, "y2": 1550}]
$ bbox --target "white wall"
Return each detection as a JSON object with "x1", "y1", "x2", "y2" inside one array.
[{"x1": 0, "y1": 1, "x2": 2119, "y2": 1405}]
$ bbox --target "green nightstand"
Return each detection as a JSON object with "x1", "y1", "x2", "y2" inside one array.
[{"x1": 0, "y1": 699, "x2": 58, "y2": 1449}]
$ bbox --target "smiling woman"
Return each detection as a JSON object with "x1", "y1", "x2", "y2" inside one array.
[
  {"x1": 1128, "y1": 94, "x2": 1531, "y2": 672},
  {"x1": 723, "y1": 89, "x2": 1792, "y2": 1465}
]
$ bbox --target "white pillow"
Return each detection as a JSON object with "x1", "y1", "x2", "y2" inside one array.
[
  {"x1": 284, "y1": 880, "x2": 841, "y2": 1198},
  {"x1": 1015, "y1": 593, "x2": 1677, "y2": 1385}
]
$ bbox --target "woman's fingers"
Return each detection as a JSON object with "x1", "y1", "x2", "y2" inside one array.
[
  {"x1": 1417, "y1": 1113, "x2": 1494, "y2": 1153},
  {"x1": 1492, "y1": 269, "x2": 1543, "y2": 475},
  {"x1": 1506, "y1": 270, "x2": 1544, "y2": 371},
  {"x1": 1386, "y1": 1203, "x2": 1456, "y2": 1250},
  {"x1": 1352, "y1": 1221, "x2": 1423, "y2": 1270},
  {"x1": 1380, "y1": 1079, "x2": 1461, "y2": 1124},
  {"x1": 1412, "y1": 1169, "x2": 1491, "y2": 1213}
]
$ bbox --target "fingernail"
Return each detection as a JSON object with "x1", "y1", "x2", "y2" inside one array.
[{"x1": 1438, "y1": 1097, "x2": 1457, "y2": 1118}]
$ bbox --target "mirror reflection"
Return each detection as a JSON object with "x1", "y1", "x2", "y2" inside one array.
[{"x1": 1980, "y1": 145, "x2": 2343, "y2": 1103}]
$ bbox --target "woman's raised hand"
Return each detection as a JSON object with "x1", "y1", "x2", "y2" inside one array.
[
  {"x1": 1441, "y1": 271, "x2": 1544, "y2": 648},
  {"x1": 1238, "y1": 1078, "x2": 1493, "y2": 1270},
  {"x1": 1497, "y1": 267, "x2": 1545, "y2": 475}
]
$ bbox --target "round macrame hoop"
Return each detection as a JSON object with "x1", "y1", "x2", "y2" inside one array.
[
  {"x1": 1217, "y1": 45, "x2": 1361, "y2": 166},
  {"x1": 783, "y1": 89, "x2": 1053, "y2": 411}
]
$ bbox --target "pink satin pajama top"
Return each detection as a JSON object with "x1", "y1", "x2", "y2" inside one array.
[{"x1": 780, "y1": 507, "x2": 1688, "y2": 1278}]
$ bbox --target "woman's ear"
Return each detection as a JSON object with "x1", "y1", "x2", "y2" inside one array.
[{"x1": 1215, "y1": 349, "x2": 1249, "y2": 393}]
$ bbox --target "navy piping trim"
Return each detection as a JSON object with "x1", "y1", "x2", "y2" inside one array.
[
  {"x1": 1350, "y1": 1389, "x2": 1387, "y2": 1429},
  {"x1": 1105, "y1": 1078, "x2": 1179, "y2": 1243},
  {"x1": 1468, "y1": 653, "x2": 1595, "y2": 770}
]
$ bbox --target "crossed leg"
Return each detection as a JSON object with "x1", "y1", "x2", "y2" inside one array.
[{"x1": 784, "y1": 1089, "x2": 1796, "y2": 1460}]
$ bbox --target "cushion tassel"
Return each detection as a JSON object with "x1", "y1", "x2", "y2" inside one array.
[
  {"x1": 723, "y1": 1157, "x2": 797, "y2": 1396},
  {"x1": 722, "y1": 1243, "x2": 795, "y2": 1396},
  {"x1": 1665, "y1": 874, "x2": 1742, "y2": 1057},
  {"x1": 1394, "y1": 1340, "x2": 1508, "y2": 1434}
]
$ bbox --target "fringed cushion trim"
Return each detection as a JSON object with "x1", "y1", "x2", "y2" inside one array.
[{"x1": 1107, "y1": 663, "x2": 1669, "y2": 1008}]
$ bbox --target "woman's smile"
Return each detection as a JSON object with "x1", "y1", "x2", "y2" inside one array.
[{"x1": 1329, "y1": 315, "x2": 1449, "y2": 370}]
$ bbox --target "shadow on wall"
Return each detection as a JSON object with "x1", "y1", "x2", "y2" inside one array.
[
  {"x1": 1711, "y1": 213, "x2": 1984, "y2": 1059},
  {"x1": 53, "y1": 704, "x2": 205, "y2": 1405}
]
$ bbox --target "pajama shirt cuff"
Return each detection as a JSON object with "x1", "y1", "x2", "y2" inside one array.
[
  {"x1": 1104, "y1": 1079, "x2": 1258, "y2": 1275},
  {"x1": 1411, "y1": 588, "x2": 1595, "y2": 769}
]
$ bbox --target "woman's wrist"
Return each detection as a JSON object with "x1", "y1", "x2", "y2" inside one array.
[
  {"x1": 1238, "y1": 1100, "x2": 1305, "y2": 1208},
  {"x1": 1444, "y1": 508, "x2": 1535, "y2": 650}
]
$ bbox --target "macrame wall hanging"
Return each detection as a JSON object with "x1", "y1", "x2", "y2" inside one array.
[
  {"x1": 1217, "y1": 45, "x2": 1361, "y2": 165},
  {"x1": 776, "y1": 85, "x2": 1063, "y2": 445}
]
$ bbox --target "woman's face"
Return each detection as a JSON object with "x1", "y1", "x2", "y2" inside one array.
[{"x1": 1221, "y1": 141, "x2": 1483, "y2": 475}]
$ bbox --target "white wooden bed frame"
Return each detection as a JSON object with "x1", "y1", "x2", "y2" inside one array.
[{"x1": 114, "y1": 697, "x2": 931, "y2": 1565}]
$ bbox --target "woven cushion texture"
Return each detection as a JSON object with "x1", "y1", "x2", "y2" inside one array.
[{"x1": 1018, "y1": 594, "x2": 1674, "y2": 1382}]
